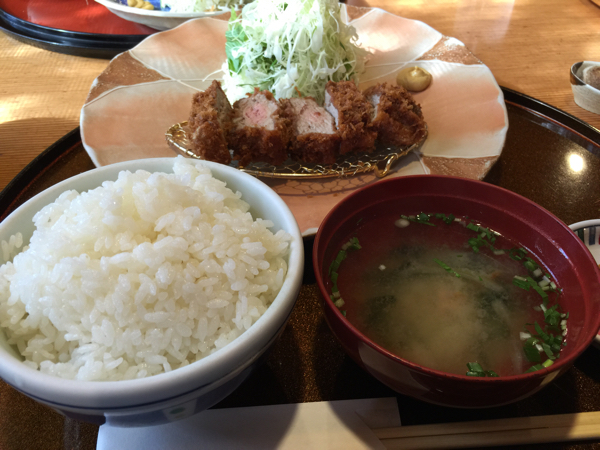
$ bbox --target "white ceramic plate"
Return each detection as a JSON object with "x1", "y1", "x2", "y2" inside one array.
[
  {"x1": 80, "y1": 5, "x2": 509, "y2": 236},
  {"x1": 569, "y1": 219, "x2": 600, "y2": 349},
  {"x1": 94, "y1": 0, "x2": 231, "y2": 30}
]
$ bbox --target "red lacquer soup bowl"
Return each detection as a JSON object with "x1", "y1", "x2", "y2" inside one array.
[{"x1": 313, "y1": 175, "x2": 600, "y2": 408}]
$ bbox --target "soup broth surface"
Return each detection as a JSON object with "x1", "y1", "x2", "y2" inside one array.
[{"x1": 337, "y1": 214, "x2": 549, "y2": 376}]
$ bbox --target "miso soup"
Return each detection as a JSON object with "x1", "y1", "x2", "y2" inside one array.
[{"x1": 332, "y1": 213, "x2": 565, "y2": 377}]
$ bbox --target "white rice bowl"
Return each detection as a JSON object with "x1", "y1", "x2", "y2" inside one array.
[{"x1": 0, "y1": 156, "x2": 291, "y2": 382}]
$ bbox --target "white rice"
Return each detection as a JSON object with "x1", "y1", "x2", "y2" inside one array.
[{"x1": 0, "y1": 157, "x2": 291, "y2": 381}]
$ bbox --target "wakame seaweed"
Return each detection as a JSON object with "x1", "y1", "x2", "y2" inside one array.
[{"x1": 327, "y1": 212, "x2": 567, "y2": 377}]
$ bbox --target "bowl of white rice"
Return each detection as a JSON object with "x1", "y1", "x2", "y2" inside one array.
[{"x1": 0, "y1": 156, "x2": 303, "y2": 426}]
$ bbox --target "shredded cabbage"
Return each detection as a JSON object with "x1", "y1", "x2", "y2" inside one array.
[
  {"x1": 160, "y1": 0, "x2": 248, "y2": 13},
  {"x1": 221, "y1": 0, "x2": 368, "y2": 104}
]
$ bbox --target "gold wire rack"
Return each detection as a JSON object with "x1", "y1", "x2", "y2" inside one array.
[{"x1": 166, "y1": 121, "x2": 427, "y2": 179}]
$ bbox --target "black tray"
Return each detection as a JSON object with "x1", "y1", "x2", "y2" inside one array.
[
  {"x1": 1, "y1": 87, "x2": 600, "y2": 450},
  {"x1": 0, "y1": 3, "x2": 153, "y2": 58}
]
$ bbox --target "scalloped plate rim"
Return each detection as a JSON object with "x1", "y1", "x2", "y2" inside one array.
[{"x1": 80, "y1": 5, "x2": 509, "y2": 236}]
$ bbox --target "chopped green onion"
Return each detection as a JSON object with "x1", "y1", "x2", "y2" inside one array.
[
  {"x1": 534, "y1": 322, "x2": 548, "y2": 341},
  {"x1": 542, "y1": 358, "x2": 554, "y2": 368},
  {"x1": 433, "y1": 258, "x2": 460, "y2": 277},
  {"x1": 524, "y1": 336, "x2": 540, "y2": 346},
  {"x1": 400, "y1": 213, "x2": 436, "y2": 226},
  {"x1": 468, "y1": 237, "x2": 481, "y2": 253},
  {"x1": 391, "y1": 211, "x2": 567, "y2": 377},
  {"x1": 509, "y1": 247, "x2": 528, "y2": 261},
  {"x1": 527, "y1": 276, "x2": 549, "y2": 301},
  {"x1": 524, "y1": 343, "x2": 542, "y2": 362},
  {"x1": 444, "y1": 214, "x2": 455, "y2": 224},
  {"x1": 465, "y1": 362, "x2": 498, "y2": 377},
  {"x1": 467, "y1": 223, "x2": 480, "y2": 232},
  {"x1": 331, "y1": 272, "x2": 339, "y2": 292},
  {"x1": 551, "y1": 343, "x2": 562, "y2": 352},
  {"x1": 544, "y1": 305, "x2": 561, "y2": 327},
  {"x1": 525, "y1": 364, "x2": 545, "y2": 373},
  {"x1": 524, "y1": 260, "x2": 538, "y2": 272},
  {"x1": 467, "y1": 362, "x2": 483, "y2": 372},
  {"x1": 415, "y1": 212, "x2": 435, "y2": 226},
  {"x1": 513, "y1": 276, "x2": 530, "y2": 290},
  {"x1": 348, "y1": 237, "x2": 361, "y2": 250},
  {"x1": 541, "y1": 343, "x2": 554, "y2": 358}
]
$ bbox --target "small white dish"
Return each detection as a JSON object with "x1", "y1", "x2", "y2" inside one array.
[
  {"x1": 94, "y1": 0, "x2": 229, "y2": 31},
  {"x1": 569, "y1": 219, "x2": 600, "y2": 348},
  {"x1": 570, "y1": 61, "x2": 600, "y2": 115}
]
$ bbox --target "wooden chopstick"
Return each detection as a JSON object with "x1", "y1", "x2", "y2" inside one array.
[{"x1": 372, "y1": 411, "x2": 600, "y2": 449}]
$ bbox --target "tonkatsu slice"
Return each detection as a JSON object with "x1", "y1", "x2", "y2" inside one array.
[
  {"x1": 228, "y1": 89, "x2": 291, "y2": 166},
  {"x1": 188, "y1": 80, "x2": 233, "y2": 165},
  {"x1": 363, "y1": 82, "x2": 427, "y2": 148},
  {"x1": 280, "y1": 97, "x2": 340, "y2": 165},
  {"x1": 324, "y1": 80, "x2": 376, "y2": 155}
]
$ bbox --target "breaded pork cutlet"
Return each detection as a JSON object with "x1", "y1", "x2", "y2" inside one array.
[
  {"x1": 280, "y1": 97, "x2": 340, "y2": 165},
  {"x1": 324, "y1": 80, "x2": 376, "y2": 155},
  {"x1": 188, "y1": 80, "x2": 233, "y2": 165},
  {"x1": 363, "y1": 82, "x2": 427, "y2": 148},
  {"x1": 228, "y1": 89, "x2": 291, "y2": 166}
]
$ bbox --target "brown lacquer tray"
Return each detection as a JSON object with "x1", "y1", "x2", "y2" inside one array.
[{"x1": 1, "y1": 88, "x2": 600, "y2": 450}]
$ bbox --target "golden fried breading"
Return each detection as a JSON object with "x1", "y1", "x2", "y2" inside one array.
[
  {"x1": 228, "y1": 89, "x2": 291, "y2": 166},
  {"x1": 324, "y1": 81, "x2": 376, "y2": 155},
  {"x1": 280, "y1": 97, "x2": 340, "y2": 164},
  {"x1": 188, "y1": 80, "x2": 233, "y2": 165},
  {"x1": 363, "y1": 82, "x2": 426, "y2": 147}
]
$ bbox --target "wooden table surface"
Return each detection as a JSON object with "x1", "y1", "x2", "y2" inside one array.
[{"x1": 1, "y1": 1, "x2": 600, "y2": 449}]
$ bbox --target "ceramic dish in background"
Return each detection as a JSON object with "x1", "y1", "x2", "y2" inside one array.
[
  {"x1": 94, "y1": 0, "x2": 233, "y2": 30},
  {"x1": 569, "y1": 219, "x2": 600, "y2": 349},
  {"x1": 80, "y1": 5, "x2": 508, "y2": 236},
  {"x1": 0, "y1": 0, "x2": 155, "y2": 57},
  {"x1": 0, "y1": 157, "x2": 304, "y2": 426},
  {"x1": 570, "y1": 61, "x2": 600, "y2": 115}
]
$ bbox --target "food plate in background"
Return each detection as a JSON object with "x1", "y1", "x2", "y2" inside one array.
[
  {"x1": 0, "y1": 0, "x2": 155, "y2": 57},
  {"x1": 80, "y1": 5, "x2": 509, "y2": 236},
  {"x1": 569, "y1": 219, "x2": 600, "y2": 349},
  {"x1": 95, "y1": 0, "x2": 235, "y2": 30}
]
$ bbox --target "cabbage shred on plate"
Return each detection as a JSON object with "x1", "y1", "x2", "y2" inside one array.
[
  {"x1": 221, "y1": 0, "x2": 368, "y2": 104},
  {"x1": 160, "y1": 0, "x2": 248, "y2": 13}
]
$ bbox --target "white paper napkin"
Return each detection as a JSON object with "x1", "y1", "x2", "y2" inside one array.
[{"x1": 97, "y1": 397, "x2": 400, "y2": 450}]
